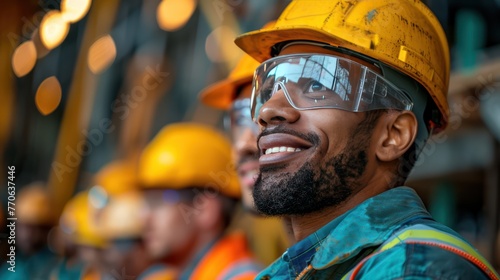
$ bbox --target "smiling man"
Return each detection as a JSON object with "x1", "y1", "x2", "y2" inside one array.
[
  {"x1": 234, "y1": 0, "x2": 499, "y2": 279},
  {"x1": 200, "y1": 50, "x2": 291, "y2": 266}
]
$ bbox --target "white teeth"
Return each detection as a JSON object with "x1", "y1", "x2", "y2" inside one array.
[{"x1": 264, "y1": 146, "x2": 303, "y2": 155}]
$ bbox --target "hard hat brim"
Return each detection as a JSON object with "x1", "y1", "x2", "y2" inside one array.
[
  {"x1": 199, "y1": 75, "x2": 253, "y2": 110},
  {"x1": 235, "y1": 26, "x2": 349, "y2": 63}
]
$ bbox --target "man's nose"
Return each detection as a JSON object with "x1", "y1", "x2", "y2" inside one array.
[{"x1": 257, "y1": 84, "x2": 300, "y2": 127}]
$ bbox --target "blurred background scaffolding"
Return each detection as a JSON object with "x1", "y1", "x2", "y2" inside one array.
[{"x1": 1, "y1": 0, "x2": 500, "y2": 269}]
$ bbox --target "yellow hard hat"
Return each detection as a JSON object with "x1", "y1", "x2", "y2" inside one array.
[
  {"x1": 139, "y1": 122, "x2": 241, "y2": 199},
  {"x1": 17, "y1": 182, "x2": 55, "y2": 225},
  {"x1": 60, "y1": 191, "x2": 107, "y2": 248},
  {"x1": 199, "y1": 53, "x2": 260, "y2": 110},
  {"x1": 98, "y1": 191, "x2": 147, "y2": 240},
  {"x1": 235, "y1": 0, "x2": 450, "y2": 131},
  {"x1": 93, "y1": 160, "x2": 139, "y2": 196}
]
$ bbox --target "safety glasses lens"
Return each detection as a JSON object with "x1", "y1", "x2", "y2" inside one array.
[{"x1": 250, "y1": 54, "x2": 413, "y2": 120}]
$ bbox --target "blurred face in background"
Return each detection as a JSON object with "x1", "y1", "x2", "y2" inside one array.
[
  {"x1": 143, "y1": 190, "x2": 198, "y2": 260},
  {"x1": 16, "y1": 223, "x2": 51, "y2": 255},
  {"x1": 103, "y1": 239, "x2": 150, "y2": 277},
  {"x1": 230, "y1": 84, "x2": 260, "y2": 211},
  {"x1": 76, "y1": 245, "x2": 105, "y2": 270}
]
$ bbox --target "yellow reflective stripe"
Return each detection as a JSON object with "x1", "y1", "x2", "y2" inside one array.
[
  {"x1": 381, "y1": 228, "x2": 468, "y2": 251},
  {"x1": 341, "y1": 225, "x2": 500, "y2": 280},
  {"x1": 381, "y1": 227, "x2": 498, "y2": 278}
]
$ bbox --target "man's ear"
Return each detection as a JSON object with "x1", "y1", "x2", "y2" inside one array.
[{"x1": 375, "y1": 111, "x2": 417, "y2": 162}]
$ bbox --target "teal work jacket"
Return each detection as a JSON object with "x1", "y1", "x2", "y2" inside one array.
[{"x1": 256, "y1": 187, "x2": 498, "y2": 279}]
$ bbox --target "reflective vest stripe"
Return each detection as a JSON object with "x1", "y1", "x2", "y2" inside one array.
[
  {"x1": 342, "y1": 225, "x2": 500, "y2": 280},
  {"x1": 219, "y1": 259, "x2": 263, "y2": 280}
]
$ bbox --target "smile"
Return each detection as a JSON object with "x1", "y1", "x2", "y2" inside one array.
[{"x1": 264, "y1": 146, "x2": 302, "y2": 155}]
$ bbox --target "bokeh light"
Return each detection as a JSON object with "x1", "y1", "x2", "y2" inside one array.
[
  {"x1": 31, "y1": 29, "x2": 50, "y2": 59},
  {"x1": 40, "y1": 10, "x2": 70, "y2": 50},
  {"x1": 61, "y1": 0, "x2": 92, "y2": 23},
  {"x1": 87, "y1": 35, "x2": 117, "y2": 74},
  {"x1": 35, "y1": 76, "x2": 62, "y2": 116},
  {"x1": 12, "y1": 40, "x2": 37, "y2": 78},
  {"x1": 205, "y1": 25, "x2": 240, "y2": 64},
  {"x1": 156, "y1": 0, "x2": 197, "y2": 31}
]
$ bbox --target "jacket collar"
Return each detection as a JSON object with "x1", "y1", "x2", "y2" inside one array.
[{"x1": 312, "y1": 186, "x2": 432, "y2": 269}]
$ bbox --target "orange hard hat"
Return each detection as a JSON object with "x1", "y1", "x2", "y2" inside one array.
[
  {"x1": 200, "y1": 21, "x2": 276, "y2": 110},
  {"x1": 200, "y1": 53, "x2": 259, "y2": 110}
]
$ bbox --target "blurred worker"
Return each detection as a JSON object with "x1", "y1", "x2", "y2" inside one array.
[
  {"x1": 51, "y1": 192, "x2": 86, "y2": 280},
  {"x1": 53, "y1": 190, "x2": 108, "y2": 280},
  {"x1": 98, "y1": 191, "x2": 155, "y2": 280},
  {"x1": 52, "y1": 159, "x2": 138, "y2": 280},
  {"x1": 138, "y1": 122, "x2": 261, "y2": 279},
  {"x1": 90, "y1": 159, "x2": 176, "y2": 280},
  {"x1": 200, "y1": 49, "x2": 291, "y2": 265},
  {"x1": 0, "y1": 182, "x2": 59, "y2": 280},
  {"x1": 95, "y1": 159, "x2": 160, "y2": 279},
  {"x1": 234, "y1": 0, "x2": 500, "y2": 278}
]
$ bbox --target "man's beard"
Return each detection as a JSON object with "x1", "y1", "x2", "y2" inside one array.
[{"x1": 253, "y1": 113, "x2": 378, "y2": 216}]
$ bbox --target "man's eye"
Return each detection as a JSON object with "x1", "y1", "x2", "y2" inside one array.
[
  {"x1": 260, "y1": 88, "x2": 273, "y2": 101},
  {"x1": 306, "y1": 80, "x2": 327, "y2": 93}
]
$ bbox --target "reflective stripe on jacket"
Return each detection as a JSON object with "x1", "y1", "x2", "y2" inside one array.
[{"x1": 342, "y1": 224, "x2": 499, "y2": 280}]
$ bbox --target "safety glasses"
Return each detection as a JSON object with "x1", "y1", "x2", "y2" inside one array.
[
  {"x1": 250, "y1": 54, "x2": 413, "y2": 120},
  {"x1": 226, "y1": 98, "x2": 259, "y2": 138}
]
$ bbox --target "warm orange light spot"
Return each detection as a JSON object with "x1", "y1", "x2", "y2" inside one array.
[
  {"x1": 12, "y1": 41, "x2": 37, "y2": 78},
  {"x1": 61, "y1": 0, "x2": 92, "y2": 22},
  {"x1": 31, "y1": 29, "x2": 50, "y2": 59},
  {"x1": 40, "y1": 10, "x2": 70, "y2": 50},
  {"x1": 156, "y1": 0, "x2": 196, "y2": 31},
  {"x1": 87, "y1": 35, "x2": 117, "y2": 74},
  {"x1": 205, "y1": 26, "x2": 240, "y2": 64},
  {"x1": 35, "y1": 76, "x2": 62, "y2": 116}
]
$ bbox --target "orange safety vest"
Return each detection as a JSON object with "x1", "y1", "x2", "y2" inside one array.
[
  {"x1": 189, "y1": 232, "x2": 261, "y2": 280},
  {"x1": 141, "y1": 268, "x2": 178, "y2": 280},
  {"x1": 342, "y1": 224, "x2": 500, "y2": 280},
  {"x1": 80, "y1": 266, "x2": 101, "y2": 280}
]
